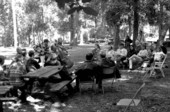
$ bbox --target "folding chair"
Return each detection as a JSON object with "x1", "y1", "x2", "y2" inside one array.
[
  {"x1": 102, "y1": 66, "x2": 119, "y2": 94},
  {"x1": 116, "y1": 83, "x2": 145, "y2": 112},
  {"x1": 143, "y1": 54, "x2": 167, "y2": 79},
  {"x1": 76, "y1": 69, "x2": 96, "y2": 93}
]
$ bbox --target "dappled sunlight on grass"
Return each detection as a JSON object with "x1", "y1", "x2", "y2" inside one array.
[
  {"x1": 1, "y1": 46, "x2": 170, "y2": 112},
  {"x1": 77, "y1": 61, "x2": 84, "y2": 64}
]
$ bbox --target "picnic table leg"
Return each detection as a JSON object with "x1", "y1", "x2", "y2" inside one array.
[{"x1": 0, "y1": 101, "x2": 3, "y2": 112}]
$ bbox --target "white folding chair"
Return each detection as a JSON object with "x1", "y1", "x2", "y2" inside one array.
[
  {"x1": 152, "y1": 54, "x2": 167, "y2": 77},
  {"x1": 144, "y1": 54, "x2": 167, "y2": 79},
  {"x1": 117, "y1": 83, "x2": 145, "y2": 112}
]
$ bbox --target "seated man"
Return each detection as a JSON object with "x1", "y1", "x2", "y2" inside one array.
[
  {"x1": 116, "y1": 44, "x2": 128, "y2": 67},
  {"x1": 99, "y1": 52, "x2": 121, "y2": 79},
  {"x1": 44, "y1": 45, "x2": 61, "y2": 66},
  {"x1": 148, "y1": 46, "x2": 166, "y2": 67},
  {"x1": 9, "y1": 54, "x2": 27, "y2": 103},
  {"x1": 56, "y1": 38, "x2": 73, "y2": 69},
  {"x1": 128, "y1": 45, "x2": 148, "y2": 69},
  {"x1": 105, "y1": 45, "x2": 117, "y2": 61},
  {"x1": 75, "y1": 53, "x2": 102, "y2": 91},
  {"x1": 26, "y1": 50, "x2": 41, "y2": 72},
  {"x1": 92, "y1": 43, "x2": 101, "y2": 61}
]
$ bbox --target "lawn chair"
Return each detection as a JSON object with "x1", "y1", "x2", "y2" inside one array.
[
  {"x1": 143, "y1": 54, "x2": 167, "y2": 79},
  {"x1": 116, "y1": 83, "x2": 145, "y2": 112},
  {"x1": 102, "y1": 66, "x2": 116, "y2": 94},
  {"x1": 76, "y1": 69, "x2": 96, "y2": 93}
]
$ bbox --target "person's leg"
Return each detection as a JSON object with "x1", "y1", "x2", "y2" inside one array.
[
  {"x1": 94, "y1": 67, "x2": 102, "y2": 89},
  {"x1": 11, "y1": 87, "x2": 18, "y2": 97},
  {"x1": 19, "y1": 84, "x2": 27, "y2": 103},
  {"x1": 129, "y1": 59, "x2": 133, "y2": 69},
  {"x1": 75, "y1": 76, "x2": 80, "y2": 91},
  {"x1": 113, "y1": 66, "x2": 121, "y2": 78},
  {"x1": 96, "y1": 74, "x2": 102, "y2": 89}
]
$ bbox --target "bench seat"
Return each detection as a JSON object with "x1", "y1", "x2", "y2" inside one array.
[
  {"x1": 0, "y1": 97, "x2": 17, "y2": 102},
  {"x1": 50, "y1": 80, "x2": 71, "y2": 92},
  {"x1": 50, "y1": 76, "x2": 77, "y2": 92}
]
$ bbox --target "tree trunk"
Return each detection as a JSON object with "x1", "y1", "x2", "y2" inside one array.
[
  {"x1": 11, "y1": 0, "x2": 18, "y2": 48},
  {"x1": 79, "y1": 26, "x2": 84, "y2": 45},
  {"x1": 113, "y1": 25, "x2": 120, "y2": 50},
  {"x1": 169, "y1": 27, "x2": 170, "y2": 39},
  {"x1": 70, "y1": 13, "x2": 77, "y2": 46},
  {"x1": 128, "y1": 16, "x2": 132, "y2": 37},
  {"x1": 160, "y1": 25, "x2": 169, "y2": 42},
  {"x1": 133, "y1": 0, "x2": 139, "y2": 48},
  {"x1": 158, "y1": 2, "x2": 163, "y2": 46}
]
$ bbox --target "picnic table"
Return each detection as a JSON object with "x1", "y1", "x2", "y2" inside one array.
[
  {"x1": 0, "y1": 86, "x2": 17, "y2": 112},
  {"x1": 22, "y1": 66, "x2": 63, "y2": 79},
  {"x1": 22, "y1": 66, "x2": 77, "y2": 95}
]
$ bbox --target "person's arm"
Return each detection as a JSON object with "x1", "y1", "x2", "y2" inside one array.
[
  {"x1": 46, "y1": 54, "x2": 52, "y2": 63},
  {"x1": 33, "y1": 60, "x2": 40, "y2": 69},
  {"x1": 137, "y1": 50, "x2": 143, "y2": 57},
  {"x1": 119, "y1": 49, "x2": 127, "y2": 57}
]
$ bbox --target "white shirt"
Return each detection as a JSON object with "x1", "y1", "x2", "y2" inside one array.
[
  {"x1": 137, "y1": 50, "x2": 148, "y2": 58},
  {"x1": 154, "y1": 51, "x2": 165, "y2": 61},
  {"x1": 106, "y1": 50, "x2": 117, "y2": 60},
  {"x1": 116, "y1": 48, "x2": 127, "y2": 57}
]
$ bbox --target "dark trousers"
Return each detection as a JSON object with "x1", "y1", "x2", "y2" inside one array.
[{"x1": 12, "y1": 83, "x2": 27, "y2": 102}]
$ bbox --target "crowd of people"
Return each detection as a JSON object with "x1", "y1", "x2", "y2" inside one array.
[
  {"x1": 91, "y1": 36, "x2": 167, "y2": 72},
  {"x1": 0, "y1": 38, "x2": 75, "y2": 103},
  {"x1": 0, "y1": 37, "x2": 168, "y2": 103}
]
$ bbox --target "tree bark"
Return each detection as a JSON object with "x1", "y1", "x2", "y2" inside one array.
[
  {"x1": 128, "y1": 16, "x2": 132, "y2": 37},
  {"x1": 133, "y1": 0, "x2": 139, "y2": 48},
  {"x1": 158, "y1": 2, "x2": 163, "y2": 46},
  {"x1": 113, "y1": 25, "x2": 120, "y2": 50},
  {"x1": 160, "y1": 25, "x2": 169, "y2": 42},
  {"x1": 169, "y1": 27, "x2": 170, "y2": 39},
  {"x1": 70, "y1": 13, "x2": 77, "y2": 46},
  {"x1": 11, "y1": 0, "x2": 18, "y2": 48}
]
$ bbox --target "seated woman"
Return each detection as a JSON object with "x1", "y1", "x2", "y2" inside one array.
[
  {"x1": 123, "y1": 44, "x2": 137, "y2": 68},
  {"x1": 92, "y1": 43, "x2": 101, "y2": 61},
  {"x1": 127, "y1": 45, "x2": 137, "y2": 58},
  {"x1": 33, "y1": 45, "x2": 43, "y2": 63},
  {"x1": 128, "y1": 45, "x2": 148, "y2": 69},
  {"x1": 44, "y1": 45, "x2": 61, "y2": 66}
]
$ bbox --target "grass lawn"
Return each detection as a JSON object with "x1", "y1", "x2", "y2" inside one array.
[{"x1": 2, "y1": 45, "x2": 170, "y2": 112}]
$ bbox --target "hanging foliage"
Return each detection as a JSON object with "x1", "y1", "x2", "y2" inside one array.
[{"x1": 54, "y1": 0, "x2": 98, "y2": 16}]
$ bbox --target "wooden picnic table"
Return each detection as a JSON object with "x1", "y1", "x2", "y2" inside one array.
[
  {"x1": 0, "y1": 86, "x2": 13, "y2": 96},
  {"x1": 0, "y1": 85, "x2": 17, "y2": 112},
  {"x1": 22, "y1": 66, "x2": 63, "y2": 79}
]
